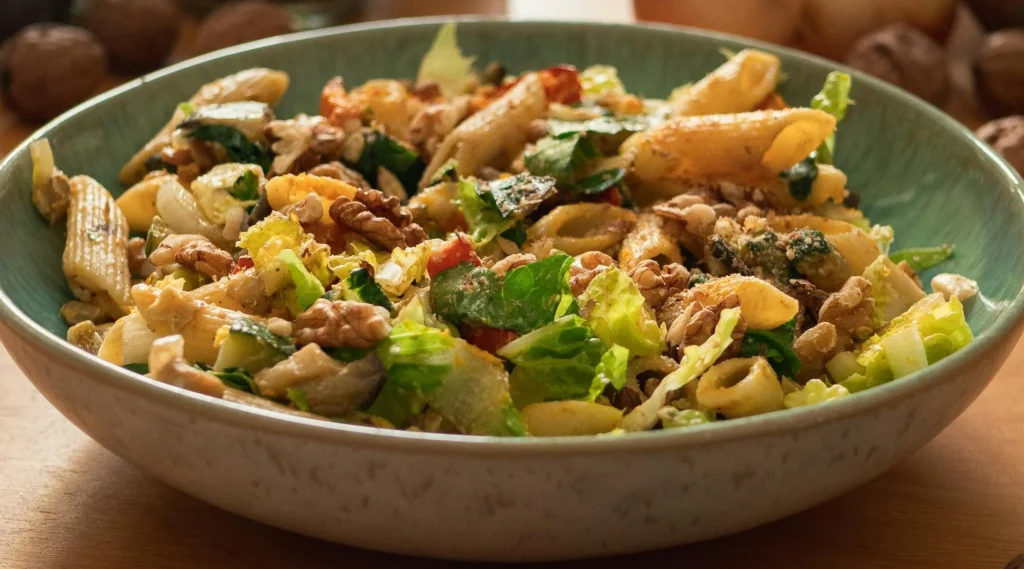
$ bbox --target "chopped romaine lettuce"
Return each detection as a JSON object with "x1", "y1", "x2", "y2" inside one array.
[
  {"x1": 230, "y1": 170, "x2": 260, "y2": 201},
  {"x1": 783, "y1": 378, "x2": 849, "y2": 408},
  {"x1": 351, "y1": 130, "x2": 426, "y2": 194},
  {"x1": 375, "y1": 240, "x2": 435, "y2": 297},
  {"x1": 870, "y1": 225, "x2": 895, "y2": 256},
  {"x1": 739, "y1": 318, "x2": 801, "y2": 379},
  {"x1": 372, "y1": 320, "x2": 525, "y2": 435},
  {"x1": 186, "y1": 124, "x2": 270, "y2": 172},
  {"x1": 889, "y1": 245, "x2": 953, "y2": 272},
  {"x1": 577, "y1": 266, "x2": 663, "y2": 357},
  {"x1": 238, "y1": 212, "x2": 333, "y2": 294},
  {"x1": 579, "y1": 64, "x2": 625, "y2": 97},
  {"x1": 587, "y1": 344, "x2": 629, "y2": 401},
  {"x1": 144, "y1": 215, "x2": 170, "y2": 257},
  {"x1": 621, "y1": 308, "x2": 740, "y2": 431},
  {"x1": 658, "y1": 407, "x2": 714, "y2": 429},
  {"x1": 429, "y1": 253, "x2": 574, "y2": 334},
  {"x1": 341, "y1": 268, "x2": 393, "y2": 311},
  {"x1": 809, "y1": 71, "x2": 852, "y2": 165},
  {"x1": 277, "y1": 249, "x2": 326, "y2": 311},
  {"x1": 416, "y1": 22, "x2": 475, "y2": 99},
  {"x1": 524, "y1": 133, "x2": 599, "y2": 185},
  {"x1": 573, "y1": 168, "x2": 626, "y2": 196},
  {"x1": 862, "y1": 255, "x2": 926, "y2": 328},
  {"x1": 547, "y1": 115, "x2": 650, "y2": 139},
  {"x1": 477, "y1": 173, "x2": 557, "y2": 219},
  {"x1": 456, "y1": 179, "x2": 516, "y2": 245}
]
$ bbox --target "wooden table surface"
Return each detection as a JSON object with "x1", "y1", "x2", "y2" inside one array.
[{"x1": 2, "y1": 2, "x2": 1023, "y2": 568}]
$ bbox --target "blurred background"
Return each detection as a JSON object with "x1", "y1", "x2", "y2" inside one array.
[{"x1": 1, "y1": 0, "x2": 1023, "y2": 166}]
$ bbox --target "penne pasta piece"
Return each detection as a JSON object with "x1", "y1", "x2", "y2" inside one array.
[
  {"x1": 421, "y1": 73, "x2": 547, "y2": 185},
  {"x1": 63, "y1": 176, "x2": 132, "y2": 312},
  {"x1": 265, "y1": 174, "x2": 358, "y2": 224},
  {"x1": 527, "y1": 203, "x2": 637, "y2": 256},
  {"x1": 115, "y1": 173, "x2": 175, "y2": 233},
  {"x1": 689, "y1": 274, "x2": 798, "y2": 330},
  {"x1": 769, "y1": 214, "x2": 881, "y2": 274},
  {"x1": 618, "y1": 212, "x2": 682, "y2": 271},
  {"x1": 695, "y1": 356, "x2": 784, "y2": 418},
  {"x1": 625, "y1": 109, "x2": 836, "y2": 190},
  {"x1": 120, "y1": 68, "x2": 290, "y2": 185},
  {"x1": 96, "y1": 315, "x2": 128, "y2": 365},
  {"x1": 672, "y1": 49, "x2": 782, "y2": 117},
  {"x1": 131, "y1": 284, "x2": 248, "y2": 364}
]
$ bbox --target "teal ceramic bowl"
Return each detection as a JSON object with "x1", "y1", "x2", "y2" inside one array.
[{"x1": 1, "y1": 18, "x2": 1023, "y2": 562}]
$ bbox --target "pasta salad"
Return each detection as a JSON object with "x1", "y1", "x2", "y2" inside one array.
[{"x1": 33, "y1": 24, "x2": 977, "y2": 437}]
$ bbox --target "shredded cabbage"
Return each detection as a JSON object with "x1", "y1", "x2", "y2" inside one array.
[
  {"x1": 238, "y1": 212, "x2": 333, "y2": 294},
  {"x1": 578, "y1": 266, "x2": 663, "y2": 357},
  {"x1": 784, "y1": 378, "x2": 850, "y2": 408},
  {"x1": 862, "y1": 255, "x2": 924, "y2": 328},
  {"x1": 870, "y1": 225, "x2": 895, "y2": 256},
  {"x1": 658, "y1": 408, "x2": 714, "y2": 429},
  {"x1": 375, "y1": 240, "x2": 437, "y2": 297},
  {"x1": 416, "y1": 23, "x2": 475, "y2": 99},
  {"x1": 587, "y1": 344, "x2": 629, "y2": 401},
  {"x1": 579, "y1": 65, "x2": 625, "y2": 98},
  {"x1": 620, "y1": 308, "x2": 740, "y2": 431},
  {"x1": 276, "y1": 249, "x2": 325, "y2": 311}
]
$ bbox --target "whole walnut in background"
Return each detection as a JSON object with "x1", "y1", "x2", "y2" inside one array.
[
  {"x1": 976, "y1": 116, "x2": 1024, "y2": 173},
  {"x1": 191, "y1": 1, "x2": 294, "y2": 56},
  {"x1": 85, "y1": 0, "x2": 182, "y2": 71},
  {"x1": 973, "y1": 29, "x2": 1024, "y2": 118},
  {"x1": 845, "y1": 24, "x2": 950, "y2": 107},
  {"x1": 0, "y1": 24, "x2": 110, "y2": 121}
]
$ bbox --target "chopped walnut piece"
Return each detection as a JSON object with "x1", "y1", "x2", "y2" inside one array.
[
  {"x1": 328, "y1": 188, "x2": 426, "y2": 250},
  {"x1": 60, "y1": 300, "x2": 107, "y2": 326},
  {"x1": 665, "y1": 293, "x2": 745, "y2": 357},
  {"x1": 307, "y1": 161, "x2": 371, "y2": 190},
  {"x1": 409, "y1": 96, "x2": 472, "y2": 157},
  {"x1": 931, "y1": 273, "x2": 979, "y2": 301},
  {"x1": 628, "y1": 261, "x2": 690, "y2": 308},
  {"x1": 653, "y1": 196, "x2": 717, "y2": 239},
  {"x1": 265, "y1": 114, "x2": 345, "y2": 175},
  {"x1": 66, "y1": 320, "x2": 110, "y2": 355},
  {"x1": 32, "y1": 171, "x2": 71, "y2": 225},
  {"x1": 792, "y1": 322, "x2": 840, "y2": 382},
  {"x1": 491, "y1": 253, "x2": 537, "y2": 278},
  {"x1": 148, "y1": 234, "x2": 210, "y2": 266},
  {"x1": 819, "y1": 276, "x2": 875, "y2": 347},
  {"x1": 127, "y1": 236, "x2": 148, "y2": 276},
  {"x1": 280, "y1": 193, "x2": 324, "y2": 225},
  {"x1": 568, "y1": 251, "x2": 615, "y2": 296},
  {"x1": 293, "y1": 299, "x2": 392, "y2": 349},
  {"x1": 787, "y1": 278, "x2": 830, "y2": 323},
  {"x1": 175, "y1": 240, "x2": 233, "y2": 280}
]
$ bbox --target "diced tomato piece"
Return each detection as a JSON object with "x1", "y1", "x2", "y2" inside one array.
[
  {"x1": 232, "y1": 256, "x2": 254, "y2": 274},
  {"x1": 538, "y1": 65, "x2": 582, "y2": 105},
  {"x1": 463, "y1": 325, "x2": 519, "y2": 354},
  {"x1": 320, "y1": 77, "x2": 363, "y2": 127},
  {"x1": 427, "y1": 234, "x2": 481, "y2": 278},
  {"x1": 594, "y1": 186, "x2": 623, "y2": 207}
]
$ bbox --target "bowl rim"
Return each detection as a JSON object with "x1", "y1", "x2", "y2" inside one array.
[{"x1": 2, "y1": 16, "x2": 1023, "y2": 455}]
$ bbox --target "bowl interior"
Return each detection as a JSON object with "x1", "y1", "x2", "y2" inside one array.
[{"x1": 1, "y1": 19, "x2": 1022, "y2": 360}]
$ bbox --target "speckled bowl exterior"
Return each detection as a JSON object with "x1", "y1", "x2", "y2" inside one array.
[{"x1": 1, "y1": 19, "x2": 1023, "y2": 562}]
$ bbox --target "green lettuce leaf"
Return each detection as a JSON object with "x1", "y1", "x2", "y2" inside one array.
[
  {"x1": 573, "y1": 168, "x2": 626, "y2": 195},
  {"x1": 809, "y1": 71, "x2": 852, "y2": 165},
  {"x1": 621, "y1": 308, "x2": 741, "y2": 431},
  {"x1": 579, "y1": 64, "x2": 625, "y2": 97},
  {"x1": 456, "y1": 179, "x2": 516, "y2": 245},
  {"x1": 547, "y1": 115, "x2": 650, "y2": 139},
  {"x1": 230, "y1": 170, "x2": 260, "y2": 201},
  {"x1": 889, "y1": 245, "x2": 953, "y2": 272},
  {"x1": 416, "y1": 22, "x2": 475, "y2": 99},
  {"x1": 429, "y1": 253, "x2": 574, "y2": 334},
  {"x1": 499, "y1": 316, "x2": 605, "y2": 406},
  {"x1": 187, "y1": 124, "x2": 270, "y2": 172},
  {"x1": 351, "y1": 130, "x2": 426, "y2": 194},
  {"x1": 277, "y1": 249, "x2": 326, "y2": 311},
  {"x1": 577, "y1": 266, "x2": 663, "y2": 356},
  {"x1": 344, "y1": 268, "x2": 393, "y2": 311},
  {"x1": 739, "y1": 318, "x2": 801, "y2": 378},
  {"x1": 477, "y1": 173, "x2": 557, "y2": 218},
  {"x1": 783, "y1": 378, "x2": 849, "y2": 408},
  {"x1": 588, "y1": 344, "x2": 629, "y2": 401},
  {"x1": 524, "y1": 133, "x2": 598, "y2": 185}
]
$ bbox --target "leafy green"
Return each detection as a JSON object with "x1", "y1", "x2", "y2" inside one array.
[
  {"x1": 524, "y1": 133, "x2": 598, "y2": 185},
  {"x1": 780, "y1": 156, "x2": 818, "y2": 201},
  {"x1": 428, "y1": 158, "x2": 459, "y2": 185},
  {"x1": 579, "y1": 64, "x2": 625, "y2": 97},
  {"x1": 573, "y1": 168, "x2": 626, "y2": 195},
  {"x1": 230, "y1": 170, "x2": 260, "y2": 201},
  {"x1": 577, "y1": 266, "x2": 663, "y2": 356},
  {"x1": 177, "y1": 102, "x2": 196, "y2": 117},
  {"x1": 809, "y1": 71, "x2": 853, "y2": 165},
  {"x1": 170, "y1": 267, "x2": 210, "y2": 291},
  {"x1": 500, "y1": 222, "x2": 528, "y2": 246},
  {"x1": 456, "y1": 179, "x2": 516, "y2": 245},
  {"x1": 889, "y1": 245, "x2": 953, "y2": 272},
  {"x1": 739, "y1": 318, "x2": 801, "y2": 379},
  {"x1": 214, "y1": 317, "x2": 296, "y2": 373},
  {"x1": 499, "y1": 316, "x2": 606, "y2": 405},
  {"x1": 123, "y1": 363, "x2": 149, "y2": 375},
  {"x1": 416, "y1": 22, "x2": 475, "y2": 99},
  {"x1": 862, "y1": 255, "x2": 925, "y2": 328},
  {"x1": 783, "y1": 378, "x2": 849, "y2": 408},
  {"x1": 588, "y1": 344, "x2": 629, "y2": 401},
  {"x1": 429, "y1": 253, "x2": 575, "y2": 334},
  {"x1": 659, "y1": 408, "x2": 714, "y2": 429},
  {"x1": 277, "y1": 249, "x2": 326, "y2": 311},
  {"x1": 187, "y1": 124, "x2": 270, "y2": 172},
  {"x1": 351, "y1": 130, "x2": 426, "y2": 194},
  {"x1": 286, "y1": 387, "x2": 311, "y2": 412},
  {"x1": 621, "y1": 308, "x2": 741, "y2": 431},
  {"x1": 208, "y1": 366, "x2": 260, "y2": 394},
  {"x1": 239, "y1": 212, "x2": 333, "y2": 294},
  {"x1": 344, "y1": 268, "x2": 393, "y2": 311},
  {"x1": 478, "y1": 173, "x2": 557, "y2": 218},
  {"x1": 324, "y1": 346, "x2": 372, "y2": 362},
  {"x1": 547, "y1": 115, "x2": 649, "y2": 139},
  {"x1": 144, "y1": 215, "x2": 170, "y2": 257},
  {"x1": 372, "y1": 320, "x2": 525, "y2": 435}
]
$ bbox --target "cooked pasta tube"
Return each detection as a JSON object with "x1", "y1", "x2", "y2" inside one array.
[
  {"x1": 115, "y1": 173, "x2": 175, "y2": 233},
  {"x1": 769, "y1": 214, "x2": 881, "y2": 274},
  {"x1": 520, "y1": 401, "x2": 623, "y2": 437},
  {"x1": 120, "y1": 68, "x2": 290, "y2": 185},
  {"x1": 688, "y1": 274, "x2": 798, "y2": 330},
  {"x1": 265, "y1": 174, "x2": 358, "y2": 224},
  {"x1": 131, "y1": 284, "x2": 248, "y2": 364},
  {"x1": 421, "y1": 73, "x2": 547, "y2": 185},
  {"x1": 695, "y1": 356, "x2": 784, "y2": 418},
  {"x1": 672, "y1": 49, "x2": 781, "y2": 117},
  {"x1": 63, "y1": 176, "x2": 132, "y2": 311},
  {"x1": 527, "y1": 203, "x2": 637, "y2": 256},
  {"x1": 618, "y1": 212, "x2": 682, "y2": 271},
  {"x1": 96, "y1": 314, "x2": 128, "y2": 365}
]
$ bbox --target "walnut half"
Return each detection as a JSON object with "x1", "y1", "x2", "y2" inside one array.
[
  {"x1": 328, "y1": 188, "x2": 427, "y2": 250},
  {"x1": 293, "y1": 299, "x2": 392, "y2": 349}
]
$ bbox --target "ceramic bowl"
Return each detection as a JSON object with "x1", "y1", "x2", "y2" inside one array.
[{"x1": 1, "y1": 18, "x2": 1023, "y2": 562}]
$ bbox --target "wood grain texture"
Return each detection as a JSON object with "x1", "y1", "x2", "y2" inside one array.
[{"x1": 1, "y1": 3, "x2": 1022, "y2": 568}]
